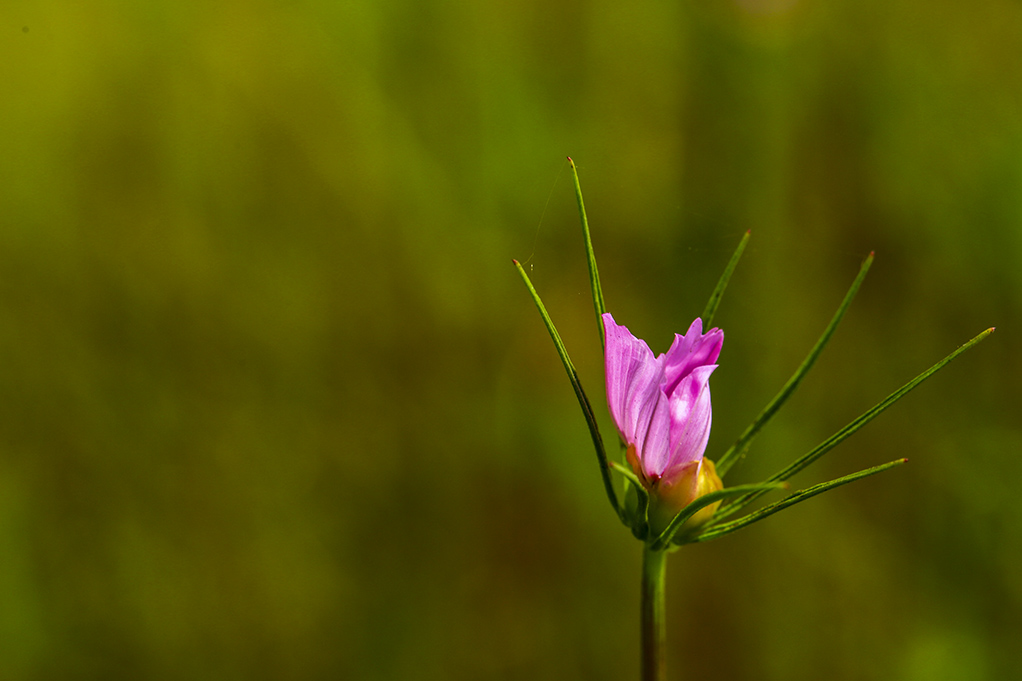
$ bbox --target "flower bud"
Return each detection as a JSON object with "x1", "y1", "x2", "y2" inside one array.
[
  {"x1": 646, "y1": 458, "x2": 724, "y2": 538},
  {"x1": 603, "y1": 312, "x2": 724, "y2": 539}
]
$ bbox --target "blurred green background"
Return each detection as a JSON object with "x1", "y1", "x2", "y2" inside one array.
[{"x1": 0, "y1": 1, "x2": 1019, "y2": 679}]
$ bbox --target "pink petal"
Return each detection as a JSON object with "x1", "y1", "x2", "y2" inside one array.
[
  {"x1": 602, "y1": 313, "x2": 669, "y2": 464},
  {"x1": 637, "y1": 389, "x2": 672, "y2": 480},
  {"x1": 664, "y1": 364, "x2": 716, "y2": 476},
  {"x1": 662, "y1": 318, "x2": 723, "y2": 397}
]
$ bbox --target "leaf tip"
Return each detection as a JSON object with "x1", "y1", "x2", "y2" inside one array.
[{"x1": 512, "y1": 258, "x2": 520, "y2": 266}]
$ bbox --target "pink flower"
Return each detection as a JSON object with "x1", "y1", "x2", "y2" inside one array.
[{"x1": 603, "y1": 312, "x2": 723, "y2": 525}]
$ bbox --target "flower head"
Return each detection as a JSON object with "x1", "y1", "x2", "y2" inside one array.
[{"x1": 603, "y1": 312, "x2": 724, "y2": 529}]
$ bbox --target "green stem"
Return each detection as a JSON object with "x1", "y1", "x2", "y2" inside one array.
[{"x1": 641, "y1": 545, "x2": 668, "y2": 681}]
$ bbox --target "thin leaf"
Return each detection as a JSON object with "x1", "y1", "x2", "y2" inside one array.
[
  {"x1": 719, "y1": 326, "x2": 994, "y2": 517},
  {"x1": 629, "y1": 481, "x2": 650, "y2": 541},
  {"x1": 568, "y1": 157, "x2": 607, "y2": 350},
  {"x1": 610, "y1": 460, "x2": 643, "y2": 489},
  {"x1": 690, "y1": 459, "x2": 908, "y2": 543},
  {"x1": 611, "y1": 461, "x2": 651, "y2": 538},
  {"x1": 513, "y1": 259, "x2": 619, "y2": 513},
  {"x1": 649, "y1": 481, "x2": 788, "y2": 550},
  {"x1": 702, "y1": 230, "x2": 750, "y2": 328},
  {"x1": 715, "y1": 252, "x2": 874, "y2": 477}
]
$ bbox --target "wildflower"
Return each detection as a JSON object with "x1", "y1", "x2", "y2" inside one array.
[
  {"x1": 515, "y1": 161, "x2": 991, "y2": 681},
  {"x1": 603, "y1": 312, "x2": 724, "y2": 534}
]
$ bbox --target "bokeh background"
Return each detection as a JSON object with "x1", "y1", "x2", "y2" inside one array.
[{"x1": 1, "y1": 1, "x2": 1019, "y2": 679}]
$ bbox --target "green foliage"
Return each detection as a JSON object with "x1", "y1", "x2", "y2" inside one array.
[
  {"x1": 692, "y1": 459, "x2": 908, "y2": 543},
  {"x1": 514, "y1": 260, "x2": 618, "y2": 516},
  {"x1": 715, "y1": 253, "x2": 874, "y2": 477},
  {"x1": 701, "y1": 229, "x2": 750, "y2": 329},
  {"x1": 569, "y1": 157, "x2": 608, "y2": 349}
]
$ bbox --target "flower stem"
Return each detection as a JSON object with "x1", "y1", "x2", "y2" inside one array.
[{"x1": 641, "y1": 544, "x2": 668, "y2": 681}]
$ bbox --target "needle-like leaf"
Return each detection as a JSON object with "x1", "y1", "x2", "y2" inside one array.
[
  {"x1": 719, "y1": 326, "x2": 994, "y2": 518},
  {"x1": 702, "y1": 230, "x2": 751, "y2": 329},
  {"x1": 691, "y1": 459, "x2": 908, "y2": 543},
  {"x1": 514, "y1": 259, "x2": 619, "y2": 514},
  {"x1": 568, "y1": 157, "x2": 607, "y2": 350},
  {"x1": 611, "y1": 461, "x2": 651, "y2": 537},
  {"x1": 609, "y1": 460, "x2": 643, "y2": 489},
  {"x1": 715, "y1": 253, "x2": 874, "y2": 477}
]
